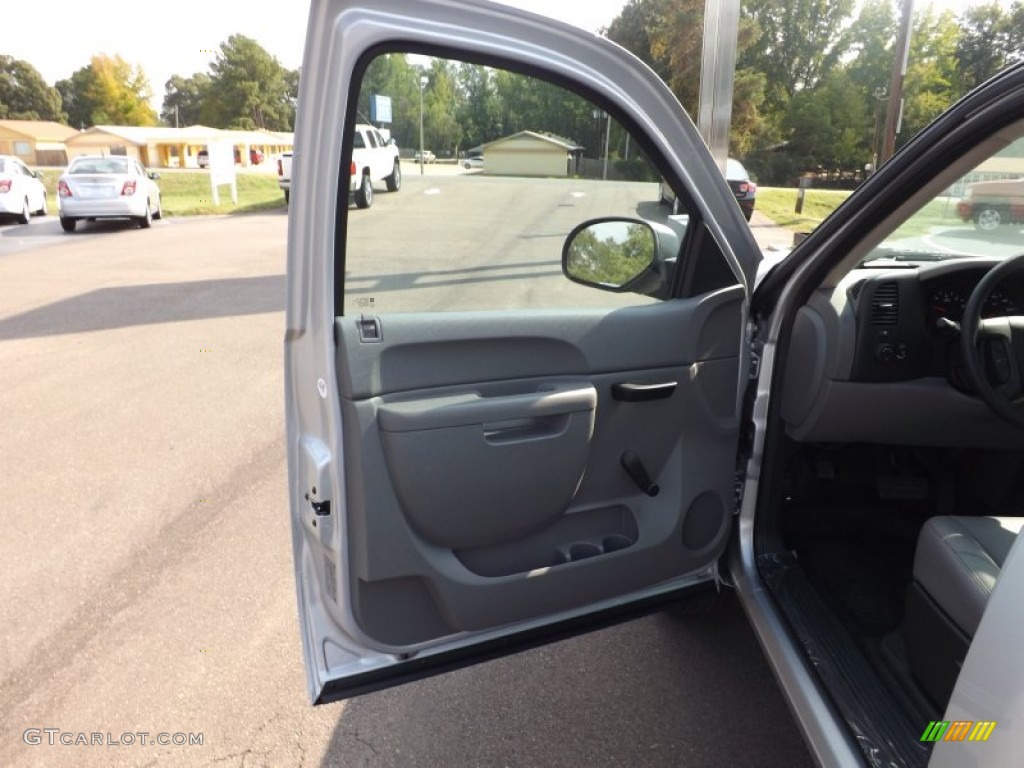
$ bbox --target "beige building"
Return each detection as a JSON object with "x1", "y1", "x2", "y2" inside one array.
[
  {"x1": 64, "y1": 125, "x2": 294, "y2": 169},
  {"x1": 0, "y1": 119, "x2": 80, "y2": 166},
  {"x1": 481, "y1": 131, "x2": 578, "y2": 177}
]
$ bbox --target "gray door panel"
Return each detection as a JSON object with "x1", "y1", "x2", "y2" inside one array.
[
  {"x1": 334, "y1": 290, "x2": 743, "y2": 648},
  {"x1": 287, "y1": 0, "x2": 760, "y2": 701}
]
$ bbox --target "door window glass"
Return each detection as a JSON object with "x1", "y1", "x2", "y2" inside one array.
[{"x1": 341, "y1": 53, "x2": 684, "y2": 314}]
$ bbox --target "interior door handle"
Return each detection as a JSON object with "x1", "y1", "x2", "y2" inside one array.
[{"x1": 611, "y1": 381, "x2": 678, "y2": 402}]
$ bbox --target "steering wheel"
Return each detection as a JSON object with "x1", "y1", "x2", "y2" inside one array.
[{"x1": 961, "y1": 252, "x2": 1024, "y2": 430}]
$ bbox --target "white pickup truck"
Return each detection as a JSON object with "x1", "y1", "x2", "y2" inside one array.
[
  {"x1": 278, "y1": 124, "x2": 401, "y2": 208},
  {"x1": 349, "y1": 123, "x2": 401, "y2": 208}
]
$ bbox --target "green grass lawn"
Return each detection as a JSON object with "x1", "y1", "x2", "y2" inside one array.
[
  {"x1": 756, "y1": 187, "x2": 974, "y2": 241},
  {"x1": 33, "y1": 168, "x2": 286, "y2": 216},
  {"x1": 756, "y1": 187, "x2": 853, "y2": 232}
]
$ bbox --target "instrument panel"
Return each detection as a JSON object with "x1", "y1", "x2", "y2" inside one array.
[{"x1": 927, "y1": 284, "x2": 1021, "y2": 323}]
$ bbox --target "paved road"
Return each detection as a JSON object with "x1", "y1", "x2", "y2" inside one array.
[
  {"x1": 890, "y1": 224, "x2": 1024, "y2": 258},
  {"x1": 0, "y1": 203, "x2": 812, "y2": 766}
]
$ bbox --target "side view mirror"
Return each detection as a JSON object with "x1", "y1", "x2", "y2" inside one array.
[
  {"x1": 33, "y1": 171, "x2": 45, "y2": 179},
  {"x1": 562, "y1": 218, "x2": 657, "y2": 293},
  {"x1": 148, "y1": 172, "x2": 161, "y2": 180}
]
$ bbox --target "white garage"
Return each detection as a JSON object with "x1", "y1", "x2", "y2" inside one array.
[{"x1": 482, "y1": 131, "x2": 576, "y2": 177}]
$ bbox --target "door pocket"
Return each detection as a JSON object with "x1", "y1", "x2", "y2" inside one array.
[{"x1": 455, "y1": 504, "x2": 639, "y2": 577}]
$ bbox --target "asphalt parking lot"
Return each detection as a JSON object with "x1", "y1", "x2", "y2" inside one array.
[{"x1": 0, "y1": 177, "x2": 812, "y2": 767}]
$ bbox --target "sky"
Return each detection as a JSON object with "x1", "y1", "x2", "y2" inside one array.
[
  {"x1": 1, "y1": 0, "x2": 628, "y2": 109},
  {"x1": 0, "y1": 0, "x2": 1003, "y2": 113}
]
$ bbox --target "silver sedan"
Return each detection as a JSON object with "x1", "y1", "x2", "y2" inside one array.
[{"x1": 57, "y1": 156, "x2": 163, "y2": 233}]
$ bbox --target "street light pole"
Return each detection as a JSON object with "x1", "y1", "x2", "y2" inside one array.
[{"x1": 419, "y1": 75, "x2": 428, "y2": 175}]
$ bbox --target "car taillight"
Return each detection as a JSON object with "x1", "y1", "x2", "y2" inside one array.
[
  {"x1": 737, "y1": 182, "x2": 749, "y2": 193},
  {"x1": 277, "y1": 158, "x2": 283, "y2": 176},
  {"x1": 0, "y1": 180, "x2": 10, "y2": 193},
  {"x1": 121, "y1": 180, "x2": 136, "y2": 196},
  {"x1": 58, "y1": 180, "x2": 72, "y2": 198}
]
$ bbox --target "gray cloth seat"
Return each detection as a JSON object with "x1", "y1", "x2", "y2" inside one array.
[{"x1": 913, "y1": 516, "x2": 1024, "y2": 637}]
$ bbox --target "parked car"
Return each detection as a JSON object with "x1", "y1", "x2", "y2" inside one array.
[
  {"x1": 250, "y1": 148, "x2": 265, "y2": 165},
  {"x1": 349, "y1": 123, "x2": 401, "y2": 208},
  {"x1": 286, "y1": 3, "x2": 1024, "y2": 767},
  {"x1": 57, "y1": 155, "x2": 162, "y2": 233},
  {"x1": 0, "y1": 155, "x2": 48, "y2": 223},
  {"x1": 413, "y1": 149, "x2": 436, "y2": 163},
  {"x1": 956, "y1": 177, "x2": 1024, "y2": 230},
  {"x1": 463, "y1": 154, "x2": 484, "y2": 169},
  {"x1": 197, "y1": 150, "x2": 209, "y2": 168},
  {"x1": 660, "y1": 157, "x2": 756, "y2": 221}
]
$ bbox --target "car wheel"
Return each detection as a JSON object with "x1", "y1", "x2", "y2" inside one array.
[
  {"x1": 138, "y1": 203, "x2": 153, "y2": 229},
  {"x1": 60, "y1": 217, "x2": 76, "y2": 233},
  {"x1": 464, "y1": 162, "x2": 471, "y2": 169},
  {"x1": 152, "y1": 196, "x2": 162, "y2": 220},
  {"x1": 975, "y1": 207, "x2": 1003, "y2": 231},
  {"x1": 35, "y1": 194, "x2": 48, "y2": 217},
  {"x1": 17, "y1": 198, "x2": 30, "y2": 225},
  {"x1": 386, "y1": 161, "x2": 401, "y2": 192},
  {"x1": 354, "y1": 174, "x2": 373, "y2": 209},
  {"x1": 284, "y1": 189, "x2": 290, "y2": 205},
  {"x1": 743, "y1": 208, "x2": 754, "y2": 222}
]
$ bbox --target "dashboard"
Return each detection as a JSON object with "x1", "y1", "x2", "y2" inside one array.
[{"x1": 780, "y1": 258, "x2": 1024, "y2": 448}]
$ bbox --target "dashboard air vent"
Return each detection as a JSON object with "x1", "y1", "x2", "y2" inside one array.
[{"x1": 871, "y1": 282, "x2": 899, "y2": 325}]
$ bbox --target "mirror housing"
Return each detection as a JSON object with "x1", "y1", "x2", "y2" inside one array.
[
  {"x1": 148, "y1": 172, "x2": 161, "y2": 180},
  {"x1": 562, "y1": 217, "x2": 675, "y2": 298}
]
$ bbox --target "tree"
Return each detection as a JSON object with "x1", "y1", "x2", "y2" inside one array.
[
  {"x1": 604, "y1": 0, "x2": 672, "y2": 83},
  {"x1": 956, "y1": 1, "x2": 1024, "y2": 94},
  {"x1": 899, "y1": 7, "x2": 959, "y2": 145},
  {"x1": 739, "y1": 0, "x2": 856, "y2": 111},
  {"x1": 778, "y1": 69, "x2": 868, "y2": 171},
  {"x1": 0, "y1": 56, "x2": 64, "y2": 121},
  {"x1": 841, "y1": 0, "x2": 897, "y2": 95},
  {"x1": 422, "y1": 59, "x2": 462, "y2": 155},
  {"x1": 160, "y1": 73, "x2": 211, "y2": 127},
  {"x1": 56, "y1": 55, "x2": 157, "y2": 127},
  {"x1": 201, "y1": 35, "x2": 296, "y2": 130},
  {"x1": 647, "y1": 0, "x2": 704, "y2": 115},
  {"x1": 358, "y1": 53, "x2": 422, "y2": 148}
]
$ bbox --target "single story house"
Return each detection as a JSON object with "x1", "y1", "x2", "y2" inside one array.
[
  {"x1": 0, "y1": 119, "x2": 80, "y2": 166},
  {"x1": 64, "y1": 125, "x2": 294, "y2": 169}
]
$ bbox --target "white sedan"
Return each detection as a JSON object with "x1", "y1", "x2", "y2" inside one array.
[
  {"x1": 0, "y1": 155, "x2": 48, "y2": 224},
  {"x1": 57, "y1": 155, "x2": 163, "y2": 233}
]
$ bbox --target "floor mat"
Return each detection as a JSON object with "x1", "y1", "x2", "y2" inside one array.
[{"x1": 797, "y1": 537, "x2": 914, "y2": 638}]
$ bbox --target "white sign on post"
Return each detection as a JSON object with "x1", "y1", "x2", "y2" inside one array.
[{"x1": 207, "y1": 139, "x2": 237, "y2": 205}]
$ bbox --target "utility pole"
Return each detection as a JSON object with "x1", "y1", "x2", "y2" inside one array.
[{"x1": 882, "y1": 0, "x2": 914, "y2": 164}]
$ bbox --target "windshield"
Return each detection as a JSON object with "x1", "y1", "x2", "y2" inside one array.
[
  {"x1": 862, "y1": 135, "x2": 1024, "y2": 264},
  {"x1": 69, "y1": 157, "x2": 131, "y2": 175}
]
